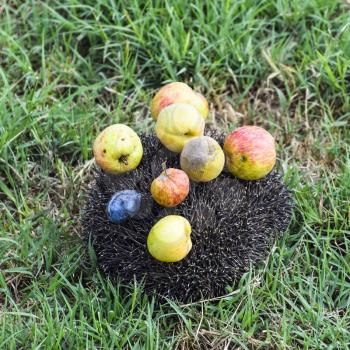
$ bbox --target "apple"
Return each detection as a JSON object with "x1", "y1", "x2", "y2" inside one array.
[
  {"x1": 191, "y1": 92, "x2": 209, "y2": 120},
  {"x1": 93, "y1": 124, "x2": 143, "y2": 174},
  {"x1": 151, "y1": 166, "x2": 189, "y2": 207},
  {"x1": 107, "y1": 190, "x2": 141, "y2": 223},
  {"x1": 147, "y1": 215, "x2": 192, "y2": 262},
  {"x1": 151, "y1": 82, "x2": 193, "y2": 120},
  {"x1": 151, "y1": 82, "x2": 209, "y2": 120},
  {"x1": 155, "y1": 103, "x2": 205, "y2": 153},
  {"x1": 180, "y1": 136, "x2": 225, "y2": 182},
  {"x1": 223, "y1": 125, "x2": 276, "y2": 180}
]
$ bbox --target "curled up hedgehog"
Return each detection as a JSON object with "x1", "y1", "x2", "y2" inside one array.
[{"x1": 82, "y1": 131, "x2": 293, "y2": 303}]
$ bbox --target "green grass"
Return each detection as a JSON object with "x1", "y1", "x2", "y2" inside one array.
[{"x1": 1, "y1": 0, "x2": 349, "y2": 348}]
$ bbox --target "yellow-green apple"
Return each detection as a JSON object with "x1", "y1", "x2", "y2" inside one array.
[
  {"x1": 155, "y1": 103, "x2": 205, "y2": 153},
  {"x1": 151, "y1": 82, "x2": 209, "y2": 120},
  {"x1": 180, "y1": 136, "x2": 225, "y2": 182},
  {"x1": 223, "y1": 125, "x2": 276, "y2": 180},
  {"x1": 151, "y1": 167, "x2": 189, "y2": 207},
  {"x1": 93, "y1": 124, "x2": 143, "y2": 174},
  {"x1": 147, "y1": 215, "x2": 192, "y2": 262}
]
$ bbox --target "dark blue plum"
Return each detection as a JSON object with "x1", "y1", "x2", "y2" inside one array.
[{"x1": 107, "y1": 190, "x2": 142, "y2": 223}]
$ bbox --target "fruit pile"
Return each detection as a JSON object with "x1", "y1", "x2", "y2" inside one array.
[{"x1": 91, "y1": 82, "x2": 278, "y2": 264}]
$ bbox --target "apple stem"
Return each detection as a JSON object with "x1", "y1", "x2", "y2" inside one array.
[{"x1": 162, "y1": 161, "x2": 168, "y2": 176}]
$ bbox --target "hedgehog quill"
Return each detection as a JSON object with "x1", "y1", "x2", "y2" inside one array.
[{"x1": 82, "y1": 133, "x2": 293, "y2": 303}]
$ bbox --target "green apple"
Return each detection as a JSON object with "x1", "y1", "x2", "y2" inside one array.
[
  {"x1": 180, "y1": 136, "x2": 225, "y2": 182},
  {"x1": 147, "y1": 215, "x2": 192, "y2": 262},
  {"x1": 155, "y1": 103, "x2": 205, "y2": 153},
  {"x1": 93, "y1": 124, "x2": 143, "y2": 174}
]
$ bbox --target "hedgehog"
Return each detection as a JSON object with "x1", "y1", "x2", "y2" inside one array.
[{"x1": 82, "y1": 132, "x2": 293, "y2": 303}]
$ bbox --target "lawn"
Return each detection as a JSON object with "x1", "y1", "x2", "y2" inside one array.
[{"x1": 0, "y1": 0, "x2": 349, "y2": 349}]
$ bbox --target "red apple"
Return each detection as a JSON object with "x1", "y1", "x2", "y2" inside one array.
[
  {"x1": 223, "y1": 126, "x2": 276, "y2": 180},
  {"x1": 151, "y1": 82, "x2": 193, "y2": 120},
  {"x1": 151, "y1": 167, "x2": 190, "y2": 207},
  {"x1": 151, "y1": 82, "x2": 209, "y2": 120}
]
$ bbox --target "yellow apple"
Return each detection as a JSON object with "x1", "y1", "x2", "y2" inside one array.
[
  {"x1": 151, "y1": 82, "x2": 209, "y2": 120},
  {"x1": 155, "y1": 103, "x2": 205, "y2": 153},
  {"x1": 180, "y1": 136, "x2": 225, "y2": 182},
  {"x1": 147, "y1": 215, "x2": 192, "y2": 262},
  {"x1": 191, "y1": 92, "x2": 209, "y2": 119},
  {"x1": 93, "y1": 124, "x2": 143, "y2": 174}
]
